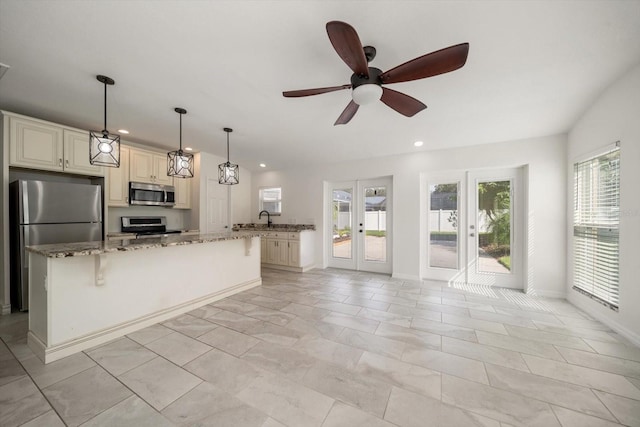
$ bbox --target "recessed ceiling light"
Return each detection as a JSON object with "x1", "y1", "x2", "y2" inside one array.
[
  {"x1": 118, "y1": 129, "x2": 129, "y2": 134},
  {"x1": 185, "y1": 147, "x2": 193, "y2": 151},
  {"x1": 414, "y1": 140, "x2": 424, "y2": 147},
  {"x1": 259, "y1": 163, "x2": 266, "y2": 168}
]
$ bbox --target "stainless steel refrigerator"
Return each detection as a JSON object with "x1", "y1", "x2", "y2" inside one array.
[{"x1": 9, "y1": 180, "x2": 103, "y2": 311}]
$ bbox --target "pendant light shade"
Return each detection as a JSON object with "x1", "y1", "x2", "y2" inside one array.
[
  {"x1": 167, "y1": 107, "x2": 194, "y2": 178},
  {"x1": 89, "y1": 75, "x2": 120, "y2": 167},
  {"x1": 219, "y1": 127, "x2": 239, "y2": 185}
]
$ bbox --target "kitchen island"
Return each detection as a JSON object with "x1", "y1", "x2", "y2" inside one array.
[{"x1": 26, "y1": 232, "x2": 262, "y2": 363}]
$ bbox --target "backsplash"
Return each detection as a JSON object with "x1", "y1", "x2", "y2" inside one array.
[{"x1": 108, "y1": 206, "x2": 190, "y2": 232}]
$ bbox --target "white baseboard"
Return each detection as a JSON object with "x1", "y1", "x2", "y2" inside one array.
[
  {"x1": 393, "y1": 273, "x2": 421, "y2": 281},
  {"x1": 568, "y1": 293, "x2": 640, "y2": 347},
  {"x1": 526, "y1": 289, "x2": 566, "y2": 299},
  {"x1": 28, "y1": 278, "x2": 261, "y2": 364},
  {"x1": 1, "y1": 303, "x2": 11, "y2": 315}
]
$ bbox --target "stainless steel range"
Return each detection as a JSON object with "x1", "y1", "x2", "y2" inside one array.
[{"x1": 120, "y1": 216, "x2": 182, "y2": 238}]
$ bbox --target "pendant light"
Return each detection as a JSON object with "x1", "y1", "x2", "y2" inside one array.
[
  {"x1": 218, "y1": 127, "x2": 239, "y2": 185},
  {"x1": 167, "y1": 108, "x2": 194, "y2": 178},
  {"x1": 89, "y1": 75, "x2": 120, "y2": 167}
]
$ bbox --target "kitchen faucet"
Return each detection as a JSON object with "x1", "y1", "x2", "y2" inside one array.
[{"x1": 258, "y1": 210, "x2": 272, "y2": 227}]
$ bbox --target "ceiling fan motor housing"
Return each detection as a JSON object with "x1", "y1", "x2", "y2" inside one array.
[{"x1": 350, "y1": 67, "x2": 383, "y2": 89}]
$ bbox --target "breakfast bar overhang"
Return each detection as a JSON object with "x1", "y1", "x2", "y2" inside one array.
[{"x1": 26, "y1": 232, "x2": 262, "y2": 363}]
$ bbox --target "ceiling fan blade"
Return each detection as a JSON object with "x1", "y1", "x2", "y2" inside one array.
[
  {"x1": 380, "y1": 43, "x2": 469, "y2": 84},
  {"x1": 334, "y1": 100, "x2": 359, "y2": 125},
  {"x1": 380, "y1": 87, "x2": 427, "y2": 117},
  {"x1": 283, "y1": 84, "x2": 351, "y2": 97},
  {"x1": 326, "y1": 21, "x2": 369, "y2": 77}
]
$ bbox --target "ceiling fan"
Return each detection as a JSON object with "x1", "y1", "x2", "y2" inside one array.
[{"x1": 283, "y1": 21, "x2": 469, "y2": 125}]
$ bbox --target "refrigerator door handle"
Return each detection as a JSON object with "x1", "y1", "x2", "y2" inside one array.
[{"x1": 21, "y1": 227, "x2": 29, "y2": 268}]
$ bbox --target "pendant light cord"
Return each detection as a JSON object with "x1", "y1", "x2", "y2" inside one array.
[
  {"x1": 179, "y1": 113, "x2": 183, "y2": 151},
  {"x1": 226, "y1": 132, "x2": 230, "y2": 163},
  {"x1": 103, "y1": 81, "x2": 108, "y2": 134}
]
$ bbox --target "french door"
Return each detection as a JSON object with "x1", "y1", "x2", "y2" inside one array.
[
  {"x1": 424, "y1": 168, "x2": 523, "y2": 288},
  {"x1": 328, "y1": 177, "x2": 392, "y2": 274}
]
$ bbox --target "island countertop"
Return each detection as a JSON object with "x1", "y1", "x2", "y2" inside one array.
[{"x1": 26, "y1": 231, "x2": 264, "y2": 258}]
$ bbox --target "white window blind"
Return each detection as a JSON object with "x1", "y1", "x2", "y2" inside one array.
[{"x1": 573, "y1": 145, "x2": 620, "y2": 310}]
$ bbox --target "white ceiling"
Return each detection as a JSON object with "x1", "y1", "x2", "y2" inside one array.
[{"x1": 1, "y1": 1, "x2": 639, "y2": 172}]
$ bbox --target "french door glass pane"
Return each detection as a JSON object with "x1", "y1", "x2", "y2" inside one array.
[
  {"x1": 477, "y1": 180, "x2": 511, "y2": 273},
  {"x1": 332, "y1": 188, "x2": 352, "y2": 259},
  {"x1": 364, "y1": 186, "x2": 386, "y2": 262},
  {"x1": 429, "y1": 183, "x2": 458, "y2": 269}
]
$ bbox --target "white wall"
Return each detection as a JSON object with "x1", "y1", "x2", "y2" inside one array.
[
  {"x1": 252, "y1": 134, "x2": 567, "y2": 296},
  {"x1": 567, "y1": 63, "x2": 640, "y2": 344}
]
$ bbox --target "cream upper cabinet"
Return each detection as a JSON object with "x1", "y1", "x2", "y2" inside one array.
[
  {"x1": 8, "y1": 115, "x2": 103, "y2": 176},
  {"x1": 107, "y1": 146, "x2": 130, "y2": 207},
  {"x1": 129, "y1": 148, "x2": 173, "y2": 186},
  {"x1": 173, "y1": 177, "x2": 191, "y2": 209},
  {"x1": 63, "y1": 129, "x2": 104, "y2": 176},
  {"x1": 9, "y1": 116, "x2": 63, "y2": 172}
]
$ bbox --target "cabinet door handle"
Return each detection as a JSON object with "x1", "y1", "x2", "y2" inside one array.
[
  {"x1": 65, "y1": 159, "x2": 69, "y2": 168},
  {"x1": 59, "y1": 158, "x2": 63, "y2": 166}
]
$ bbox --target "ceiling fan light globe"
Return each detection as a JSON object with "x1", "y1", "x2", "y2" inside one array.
[{"x1": 352, "y1": 84, "x2": 382, "y2": 106}]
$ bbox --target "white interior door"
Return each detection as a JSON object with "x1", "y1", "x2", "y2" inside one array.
[
  {"x1": 328, "y1": 177, "x2": 392, "y2": 274},
  {"x1": 207, "y1": 177, "x2": 229, "y2": 233},
  {"x1": 424, "y1": 168, "x2": 523, "y2": 288}
]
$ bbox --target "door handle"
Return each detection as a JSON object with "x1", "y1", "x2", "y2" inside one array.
[
  {"x1": 359, "y1": 230, "x2": 363, "y2": 233},
  {"x1": 470, "y1": 233, "x2": 475, "y2": 237}
]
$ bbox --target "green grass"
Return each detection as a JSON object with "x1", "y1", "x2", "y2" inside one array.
[
  {"x1": 366, "y1": 230, "x2": 386, "y2": 237},
  {"x1": 498, "y1": 255, "x2": 511, "y2": 270}
]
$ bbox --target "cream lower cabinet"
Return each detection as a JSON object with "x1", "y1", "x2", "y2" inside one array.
[
  {"x1": 261, "y1": 231, "x2": 314, "y2": 272},
  {"x1": 7, "y1": 114, "x2": 103, "y2": 176}
]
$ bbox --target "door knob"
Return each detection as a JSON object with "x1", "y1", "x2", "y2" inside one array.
[
  {"x1": 359, "y1": 230, "x2": 363, "y2": 233},
  {"x1": 470, "y1": 233, "x2": 475, "y2": 237}
]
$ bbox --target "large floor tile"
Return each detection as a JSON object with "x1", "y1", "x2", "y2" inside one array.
[
  {"x1": 282, "y1": 316, "x2": 345, "y2": 340},
  {"x1": 126, "y1": 324, "x2": 174, "y2": 345},
  {"x1": 0, "y1": 376, "x2": 52, "y2": 427},
  {"x1": 162, "y1": 381, "x2": 270, "y2": 426},
  {"x1": 119, "y1": 357, "x2": 201, "y2": 410},
  {"x1": 322, "y1": 401, "x2": 395, "y2": 427},
  {"x1": 80, "y1": 395, "x2": 173, "y2": 427},
  {"x1": 411, "y1": 317, "x2": 478, "y2": 342},
  {"x1": 532, "y1": 321, "x2": 624, "y2": 344},
  {"x1": 335, "y1": 328, "x2": 406, "y2": 360},
  {"x1": 442, "y1": 336, "x2": 529, "y2": 372},
  {"x1": 476, "y1": 330, "x2": 565, "y2": 361},
  {"x1": 197, "y1": 325, "x2": 260, "y2": 356},
  {"x1": 593, "y1": 390, "x2": 640, "y2": 427},
  {"x1": 301, "y1": 361, "x2": 392, "y2": 418},
  {"x1": 357, "y1": 307, "x2": 412, "y2": 328},
  {"x1": 293, "y1": 335, "x2": 364, "y2": 369},
  {"x1": 322, "y1": 312, "x2": 380, "y2": 333},
  {"x1": 442, "y1": 313, "x2": 508, "y2": 335},
  {"x1": 21, "y1": 351, "x2": 96, "y2": 388},
  {"x1": 162, "y1": 313, "x2": 219, "y2": 338},
  {"x1": 374, "y1": 322, "x2": 441, "y2": 350},
  {"x1": 441, "y1": 374, "x2": 560, "y2": 426},
  {"x1": 504, "y1": 324, "x2": 593, "y2": 351},
  {"x1": 236, "y1": 373, "x2": 334, "y2": 427},
  {"x1": 402, "y1": 346, "x2": 489, "y2": 384},
  {"x1": 184, "y1": 347, "x2": 267, "y2": 394},
  {"x1": 43, "y1": 365, "x2": 132, "y2": 426},
  {"x1": 387, "y1": 304, "x2": 442, "y2": 322},
  {"x1": 355, "y1": 351, "x2": 441, "y2": 399},
  {"x1": 557, "y1": 346, "x2": 640, "y2": 379},
  {"x1": 0, "y1": 356, "x2": 27, "y2": 387},
  {"x1": 85, "y1": 337, "x2": 158, "y2": 376},
  {"x1": 551, "y1": 406, "x2": 624, "y2": 427},
  {"x1": 280, "y1": 302, "x2": 331, "y2": 321},
  {"x1": 522, "y1": 354, "x2": 640, "y2": 400},
  {"x1": 145, "y1": 332, "x2": 212, "y2": 366},
  {"x1": 22, "y1": 410, "x2": 65, "y2": 427},
  {"x1": 470, "y1": 309, "x2": 537, "y2": 328},
  {"x1": 241, "y1": 340, "x2": 317, "y2": 380},
  {"x1": 187, "y1": 304, "x2": 222, "y2": 319},
  {"x1": 485, "y1": 363, "x2": 616, "y2": 421},
  {"x1": 586, "y1": 340, "x2": 640, "y2": 363},
  {"x1": 384, "y1": 386, "x2": 500, "y2": 427}
]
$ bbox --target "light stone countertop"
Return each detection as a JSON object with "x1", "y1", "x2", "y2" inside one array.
[{"x1": 26, "y1": 231, "x2": 264, "y2": 258}]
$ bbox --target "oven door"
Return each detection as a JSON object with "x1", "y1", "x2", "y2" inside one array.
[{"x1": 129, "y1": 182, "x2": 175, "y2": 207}]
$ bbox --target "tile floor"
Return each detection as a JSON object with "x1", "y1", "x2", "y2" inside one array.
[{"x1": 1, "y1": 268, "x2": 640, "y2": 426}]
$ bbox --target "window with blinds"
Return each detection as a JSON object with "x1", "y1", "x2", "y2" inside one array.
[{"x1": 573, "y1": 145, "x2": 620, "y2": 310}]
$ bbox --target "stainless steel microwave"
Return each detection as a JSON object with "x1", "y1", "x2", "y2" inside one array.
[{"x1": 129, "y1": 182, "x2": 176, "y2": 207}]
